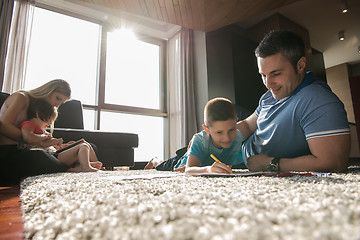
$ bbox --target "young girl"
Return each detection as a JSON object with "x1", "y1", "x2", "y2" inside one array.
[{"x1": 20, "y1": 99, "x2": 102, "y2": 172}]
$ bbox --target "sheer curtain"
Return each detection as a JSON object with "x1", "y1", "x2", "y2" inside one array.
[
  {"x1": 0, "y1": 0, "x2": 15, "y2": 90},
  {"x1": 168, "y1": 27, "x2": 198, "y2": 154},
  {"x1": 2, "y1": 0, "x2": 34, "y2": 93}
]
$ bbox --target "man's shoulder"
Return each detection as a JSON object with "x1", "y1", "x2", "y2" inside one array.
[{"x1": 299, "y1": 79, "x2": 339, "y2": 102}]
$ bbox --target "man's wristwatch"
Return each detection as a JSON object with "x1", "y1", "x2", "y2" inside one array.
[{"x1": 267, "y1": 157, "x2": 281, "y2": 172}]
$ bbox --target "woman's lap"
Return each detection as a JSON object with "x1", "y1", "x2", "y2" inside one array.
[{"x1": 0, "y1": 145, "x2": 68, "y2": 184}]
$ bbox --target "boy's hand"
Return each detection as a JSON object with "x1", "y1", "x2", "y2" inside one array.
[
  {"x1": 208, "y1": 162, "x2": 233, "y2": 174},
  {"x1": 174, "y1": 165, "x2": 186, "y2": 172}
]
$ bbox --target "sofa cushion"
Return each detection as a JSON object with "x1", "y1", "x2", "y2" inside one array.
[
  {"x1": 55, "y1": 100, "x2": 84, "y2": 129},
  {"x1": 53, "y1": 128, "x2": 138, "y2": 149}
]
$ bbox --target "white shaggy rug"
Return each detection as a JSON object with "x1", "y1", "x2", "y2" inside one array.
[{"x1": 20, "y1": 169, "x2": 360, "y2": 240}]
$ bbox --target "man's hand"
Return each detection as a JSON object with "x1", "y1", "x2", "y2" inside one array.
[{"x1": 247, "y1": 154, "x2": 273, "y2": 171}]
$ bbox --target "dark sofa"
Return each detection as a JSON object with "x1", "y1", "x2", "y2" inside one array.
[{"x1": 0, "y1": 92, "x2": 138, "y2": 168}]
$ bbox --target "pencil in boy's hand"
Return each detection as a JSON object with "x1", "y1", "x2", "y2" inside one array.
[
  {"x1": 210, "y1": 154, "x2": 233, "y2": 174},
  {"x1": 210, "y1": 154, "x2": 221, "y2": 163}
]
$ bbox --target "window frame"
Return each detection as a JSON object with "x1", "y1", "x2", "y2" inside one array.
[
  {"x1": 33, "y1": 3, "x2": 169, "y2": 160},
  {"x1": 93, "y1": 23, "x2": 168, "y2": 129}
]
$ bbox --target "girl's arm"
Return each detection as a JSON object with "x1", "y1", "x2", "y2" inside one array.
[
  {"x1": 21, "y1": 128, "x2": 62, "y2": 148},
  {"x1": 0, "y1": 92, "x2": 27, "y2": 141}
]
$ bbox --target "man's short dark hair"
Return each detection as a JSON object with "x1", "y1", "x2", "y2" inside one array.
[
  {"x1": 204, "y1": 97, "x2": 236, "y2": 127},
  {"x1": 255, "y1": 30, "x2": 305, "y2": 70}
]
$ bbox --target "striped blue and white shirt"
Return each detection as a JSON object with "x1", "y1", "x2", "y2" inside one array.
[{"x1": 242, "y1": 72, "x2": 350, "y2": 164}]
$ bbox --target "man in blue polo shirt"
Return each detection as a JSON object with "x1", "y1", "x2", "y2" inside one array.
[{"x1": 237, "y1": 30, "x2": 350, "y2": 173}]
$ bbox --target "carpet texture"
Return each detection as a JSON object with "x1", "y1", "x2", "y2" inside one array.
[{"x1": 20, "y1": 169, "x2": 360, "y2": 240}]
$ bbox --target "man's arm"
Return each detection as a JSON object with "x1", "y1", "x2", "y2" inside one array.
[
  {"x1": 236, "y1": 112, "x2": 258, "y2": 141},
  {"x1": 247, "y1": 134, "x2": 351, "y2": 173}
]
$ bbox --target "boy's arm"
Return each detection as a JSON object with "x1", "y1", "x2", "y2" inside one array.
[
  {"x1": 185, "y1": 155, "x2": 232, "y2": 174},
  {"x1": 236, "y1": 112, "x2": 258, "y2": 141}
]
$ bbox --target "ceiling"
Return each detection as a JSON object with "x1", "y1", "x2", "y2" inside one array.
[
  {"x1": 74, "y1": 0, "x2": 302, "y2": 32},
  {"x1": 236, "y1": 0, "x2": 360, "y2": 68},
  {"x1": 71, "y1": 0, "x2": 360, "y2": 69}
]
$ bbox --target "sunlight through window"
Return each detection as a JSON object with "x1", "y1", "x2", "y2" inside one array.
[
  {"x1": 105, "y1": 29, "x2": 160, "y2": 109},
  {"x1": 24, "y1": 7, "x2": 166, "y2": 162},
  {"x1": 25, "y1": 7, "x2": 99, "y2": 105}
]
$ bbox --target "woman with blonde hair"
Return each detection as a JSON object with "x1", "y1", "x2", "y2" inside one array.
[{"x1": 0, "y1": 79, "x2": 77, "y2": 183}]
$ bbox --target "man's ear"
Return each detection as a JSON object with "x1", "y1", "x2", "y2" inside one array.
[
  {"x1": 297, "y1": 56, "x2": 306, "y2": 72},
  {"x1": 203, "y1": 124, "x2": 210, "y2": 134}
]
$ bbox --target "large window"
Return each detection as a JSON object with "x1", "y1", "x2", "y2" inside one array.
[
  {"x1": 25, "y1": 7, "x2": 99, "y2": 105},
  {"x1": 25, "y1": 7, "x2": 167, "y2": 161},
  {"x1": 105, "y1": 30, "x2": 161, "y2": 109}
]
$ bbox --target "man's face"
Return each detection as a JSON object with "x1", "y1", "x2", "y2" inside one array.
[
  {"x1": 257, "y1": 52, "x2": 305, "y2": 100},
  {"x1": 203, "y1": 119, "x2": 237, "y2": 149}
]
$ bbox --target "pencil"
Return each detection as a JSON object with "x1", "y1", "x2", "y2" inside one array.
[
  {"x1": 211, "y1": 154, "x2": 233, "y2": 174},
  {"x1": 210, "y1": 154, "x2": 221, "y2": 163}
]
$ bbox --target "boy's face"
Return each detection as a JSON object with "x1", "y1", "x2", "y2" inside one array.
[{"x1": 203, "y1": 119, "x2": 237, "y2": 149}]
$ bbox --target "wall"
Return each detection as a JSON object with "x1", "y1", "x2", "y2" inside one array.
[
  {"x1": 352, "y1": 63, "x2": 360, "y2": 76},
  {"x1": 231, "y1": 31, "x2": 266, "y2": 112},
  {"x1": 326, "y1": 63, "x2": 354, "y2": 123},
  {"x1": 205, "y1": 28, "x2": 236, "y2": 103},
  {"x1": 350, "y1": 124, "x2": 360, "y2": 158},
  {"x1": 326, "y1": 63, "x2": 360, "y2": 158},
  {"x1": 204, "y1": 26, "x2": 266, "y2": 114},
  {"x1": 311, "y1": 48, "x2": 327, "y2": 82},
  {"x1": 193, "y1": 30, "x2": 209, "y2": 131}
]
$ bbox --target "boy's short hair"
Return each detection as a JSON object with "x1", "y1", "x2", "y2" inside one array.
[
  {"x1": 255, "y1": 30, "x2": 305, "y2": 71},
  {"x1": 204, "y1": 97, "x2": 237, "y2": 127},
  {"x1": 28, "y1": 98, "x2": 58, "y2": 123}
]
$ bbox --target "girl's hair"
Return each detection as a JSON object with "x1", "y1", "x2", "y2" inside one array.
[
  {"x1": 25, "y1": 79, "x2": 71, "y2": 99},
  {"x1": 204, "y1": 97, "x2": 236, "y2": 127},
  {"x1": 27, "y1": 98, "x2": 58, "y2": 133}
]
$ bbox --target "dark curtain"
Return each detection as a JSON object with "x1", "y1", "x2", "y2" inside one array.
[{"x1": 0, "y1": 0, "x2": 15, "y2": 91}]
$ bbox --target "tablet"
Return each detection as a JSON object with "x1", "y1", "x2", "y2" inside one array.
[{"x1": 56, "y1": 139, "x2": 84, "y2": 153}]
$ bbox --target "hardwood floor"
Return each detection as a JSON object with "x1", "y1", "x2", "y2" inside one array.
[{"x1": 0, "y1": 185, "x2": 24, "y2": 240}]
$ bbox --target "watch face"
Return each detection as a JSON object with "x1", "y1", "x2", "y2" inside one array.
[{"x1": 269, "y1": 163, "x2": 279, "y2": 172}]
